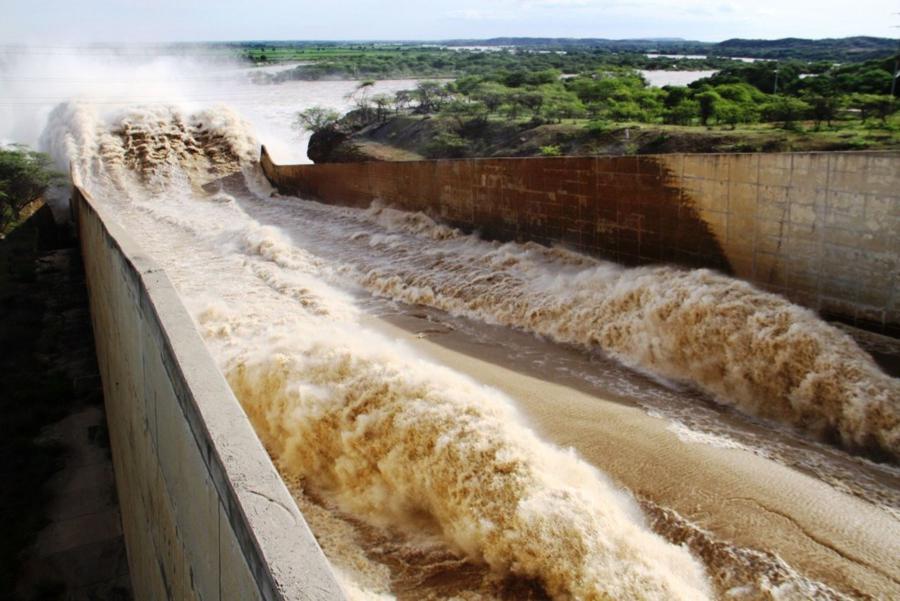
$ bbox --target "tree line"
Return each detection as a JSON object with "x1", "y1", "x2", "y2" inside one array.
[
  {"x1": 298, "y1": 54, "x2": 899, "y2": 140},
  {"x1": 266, "y1": 48, "x2": 740, "y2": 84}
]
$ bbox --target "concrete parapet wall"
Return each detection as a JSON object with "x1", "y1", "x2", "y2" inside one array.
[
  {"x1": 72, "y1": 182, "x2": 345, "y2": 601},
  {"x1": 261, "y1": 149, "x2": 900, "y2": 335}
]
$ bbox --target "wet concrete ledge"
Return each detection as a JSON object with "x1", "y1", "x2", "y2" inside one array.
[
  {"x1": 72, "y1": 180, "x2": 346, "y2": 601},
  {"x1": 261, "y1": 149, "x2": 900, "y2": 336}
]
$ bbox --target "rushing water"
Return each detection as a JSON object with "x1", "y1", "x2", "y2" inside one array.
[
  {"x1": 0, "y1": 50, "x2": 414, "y2": 162},
  {"x1": 6, "y1": 50, "x2": 899, "y2": 600}
]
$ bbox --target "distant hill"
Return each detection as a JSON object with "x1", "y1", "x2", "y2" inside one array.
[
  {"x1": 713, "y1": 37, "x2": 897, "y2": 61},
  {"x1": 441, "y1": 36, "x2": 898, "y2": 62},
  {"x1": 442, "y1": 38, "x2": 709, "y2": 53}
]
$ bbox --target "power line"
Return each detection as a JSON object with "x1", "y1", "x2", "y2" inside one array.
[
  {"x1": 0, "y1": 77, "x2": 259, "y2": 83},
  {"x1": 0, "y1": 96, "x2": 347, "y2": 106}
]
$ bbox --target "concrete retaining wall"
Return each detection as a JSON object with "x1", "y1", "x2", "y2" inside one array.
[
  {"x1": 72, "y1": 181, "x2": 345, "y2": 601},
  {"x1": 261, "y1": 148, "x2": 900, "y2": 335}
]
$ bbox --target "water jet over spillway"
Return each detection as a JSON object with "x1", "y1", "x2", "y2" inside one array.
[
  {"x1": 247, "y1": 198, "x2": 900, "y2": 462},
  {"x1": 46, "y1": 98, "x2": 900, "y2": 599},
  {"x1": 53, "y1": 102, "x2": 715, "y2": 599}
]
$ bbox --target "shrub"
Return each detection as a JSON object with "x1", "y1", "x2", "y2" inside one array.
[
  {"x1": 849, "y1": 94, "x2": 897, "y2": 124},
  {"x1": 696, "y1": 90, "x2": 721, "y2": 126},
  {"x1": 585, "y1": 120, "x2": 612, "y2": 135},
  {"x1": 425, "y1": 130, "x2": 469, "y2": 158},
  {"x1": 539, "y1": 144, "x2": 562, "y2": 157},
  {"x1": 664, "y1": 100, "x2": 700, "y2": 125},
  {"x1": 762, "y1": 96, "x2": 811, "y2": 129}
]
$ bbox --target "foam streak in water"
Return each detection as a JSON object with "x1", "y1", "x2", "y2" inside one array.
[{"x1": 331, "y1": 204, "x2": 900, "y2": 460}]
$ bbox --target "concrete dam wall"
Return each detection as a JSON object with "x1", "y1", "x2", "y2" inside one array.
[
  {"x1": 72, "y1": 182, "x2": 345, "y2": 601},
  {"x1": 261, "y1": 149, "x2": 900, "y2": 336}
]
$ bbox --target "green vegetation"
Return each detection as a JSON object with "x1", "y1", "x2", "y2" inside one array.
[
  {"x1": 709, "y1": 36, "x2": 898, "y2": 62},
  {"x1": 295, "y1": 106, "x2": 341, "y2": 133},
  {"x1": 286, "y1": 38, "x2": 900, "y2": 160},
  {"x1": 238, "y1": 36, "x2": 898, "y2": 66},
  {"x1": 0, "y1": 146, "x2": 61, "y2": 235},
  {"x1": 304, "y1": 54, "x2": 898, "y2": 156},
  {"x1": 540, "y1": 144, "x2": 563, "y2": 157},
  {"x1": 441, "y1": 37, "x2": 898, "y2": 62},
  {"x1": 257, "y1": 48, "x2": 735, "y2": 82}
]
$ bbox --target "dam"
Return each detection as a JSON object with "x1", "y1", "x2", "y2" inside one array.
[{"x1": 57, "y1": 103, "x2": 900, "y2": 600}]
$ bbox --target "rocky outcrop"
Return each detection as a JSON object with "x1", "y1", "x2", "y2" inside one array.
[
  {"x1": 306, "y1": 109, "x2": 400, "y2": 163},
  {"x1": 307, "y1": 127, "x2": 378, "y2": 163},
  {"x1": 306, "y1": 111, "x2": 877, "y2": 164}
]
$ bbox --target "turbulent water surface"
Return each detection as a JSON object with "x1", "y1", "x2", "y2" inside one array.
[{"x1": 12, "y1": 51, "x2": 900, "y2": 600}]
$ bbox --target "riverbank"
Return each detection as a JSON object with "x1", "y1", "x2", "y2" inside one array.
[{"x1": 308, "y1": 113, "x2": 900, "y2": 163}]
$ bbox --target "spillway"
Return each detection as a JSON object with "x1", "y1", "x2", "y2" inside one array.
[{"x1": 46, "y1": 96, "x2": 900, "y2": 599}]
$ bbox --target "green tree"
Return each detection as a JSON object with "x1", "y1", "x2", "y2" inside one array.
[
  {"x1": 0, "y1": 146, "x2": 61, "y2": 233},
  {"x1": 540, "y1": 86, "x2": 587, "y2": 123},
  {"x1": 294, "y1": 106, "x2": 341, "y2": 133},
  {"x1": 762, "y1": 96, "x2": 811, "y2": 129},
  {"x1": 393, "y1": 89, "x2": 414, "y2": 112},
  {"x1": 715, "y1": 100, "x2": 746, "y2": 129},
  {"x1": 662, "y1": 85, "x2": 691, "y2": 109},
  {"x1": 695, "y1": 61, "x2": 802, "y2": 95},
  {"x1": 516, "y1": 90, "x2": 546, "y2": 117},
  {"x1": 347, "y1": 80, "x2": 376, "y2": 121},
  {"x1": 568, "y1": 76, "x2": 638, "y2": 105},
  {"x1": 471, "y1": 82, "x2": 510, "y2": 114},
  {"x1": 632, "y1": 88, "x2": 665, "y2": 121},
  {"x1": 805, "y1": 94, "x2": 843, "y2": 128},
  {"x1": 833, "y1": 68, "x2": 893, "y2": 95},
  {"x1": 452, "y1": 75, "x2": 484, "y2": 95},
  {"x1": 525, "y1": 69, "x2": 562, "y2": 86},
  {"x1": 607, "y1": 99, "x2": 647, "y2": 122},
  {"x1": 440, "y1": 99, "x2": 489, "y2": 128},
  {"x1": 714, "y1": 82, "x2": 765, "y2": 104},
  {"x1": 425, "y1": 130, "x2": 469, "y2": 158},
  {"x1": 501, "y1": 97, "x2": 529, "y2": 120},
  {"x1": 413, "y1": 81, "x2": 449, "y2": 113},
  {"x1": 850, "y1": 94, "x2": 897, "y2": 124},
  {"x1": 696, "y1": 90, "x2": 721, "y2": 126},
  {"x1": 371, "y1": 94, "x2": 394, "y2": 122},
  {"x1": 664, "y1": 99, "x2": 700, "y2": 125}
]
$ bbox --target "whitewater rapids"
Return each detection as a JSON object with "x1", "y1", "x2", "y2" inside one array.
[
  {"x1": 43, "y1": 99, "x2": 900, "y2": 599},
  {"x1": 50, "y1": 103, "x2": 718, "y2": 599},
  {"x1": 240, "y1": 197, "x2": 900, "y2": 461}
]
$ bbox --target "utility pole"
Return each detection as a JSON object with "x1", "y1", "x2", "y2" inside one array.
[
  {"x1": 892, "y1": 19, "x2": 899, "y2": 98},
  {"x1": 892, "y1": 55, "x2": 898, "y2": 98},
  {"x1": 773, "y1": 67, "x2": 779, "y2": 95}
]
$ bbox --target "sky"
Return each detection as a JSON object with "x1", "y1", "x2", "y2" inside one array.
[{"x1": 1, "y1": 0, "x2": 897, "y2": 43}]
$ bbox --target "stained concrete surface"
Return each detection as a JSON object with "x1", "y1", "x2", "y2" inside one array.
[
  {"x1": 261, "y1": 150, "x2": 900, "y2": 335},
  {"x1": 0, "y1": 205, "x2": 131, "y2": 600}
]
